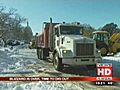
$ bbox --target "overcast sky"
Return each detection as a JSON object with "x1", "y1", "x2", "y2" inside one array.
[{"x1": 0, "y1": 0, "x2": 120, "y2": 34}]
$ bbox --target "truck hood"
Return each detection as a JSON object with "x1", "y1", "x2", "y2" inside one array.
[{"x1": 62, "y1": 35, "x2": 94, "y2": 43}]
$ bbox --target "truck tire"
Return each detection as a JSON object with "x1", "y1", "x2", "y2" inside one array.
[
  {"x1": 39, "y1": 48, "x2": 43, "y2": 60},
  {"x1": 53, "y1": 52, "x2": 63, "y2": 71},
  {"x1": 39, "y1": 48, "x2": 49, "y2": 60},
  {"x1": 37, "y1": 49, "x2": 40, "y2": 59},
  {"x1": 87, "y1": 64, "x2": 96, "y2": 70}
]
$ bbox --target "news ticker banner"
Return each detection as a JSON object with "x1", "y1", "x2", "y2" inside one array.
[
  {"x1": 0, "y1": 63, "x2": 119, "y2": 82},
  {"x1": 0, "y1": 77, "x2": 119, "y2": 81}
]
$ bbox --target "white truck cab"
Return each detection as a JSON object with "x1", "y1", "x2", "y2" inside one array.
[{"x1": 52, "y1": 23, "x2": 102, "y2": 71}]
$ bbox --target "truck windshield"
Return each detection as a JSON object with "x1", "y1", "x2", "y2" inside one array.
[
  {"x1": 93, "y1": 33, "x2": 108, "y2": 42},
  {"x1": 60, "y1": 26, "x2": 82, "y2": 35}
]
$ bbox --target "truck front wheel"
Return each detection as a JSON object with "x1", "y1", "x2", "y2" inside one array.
[
  {"x1": 87, "y1": 64, "x2": 96, "y2": 70},
  {"x1": 37, "y1": 49, "x2": 40, "y2": 59},
  {"x1": 53, "y1": 53, "x2": 63, "y2": 71}
]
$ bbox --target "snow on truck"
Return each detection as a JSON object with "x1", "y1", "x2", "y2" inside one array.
[{"x1": 36, "y1": 18, "x2": 102, "y2": 71}]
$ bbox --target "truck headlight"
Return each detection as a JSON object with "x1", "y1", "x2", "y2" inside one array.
[
  {"x1": 63, "y1": 50, "x2": 67, "y2": 53},
  {"x1": 96, "y1": 49, "x2": 102, "y2": 57},
  {"x1": 62, "y1": 50, "x2": 72, "y2": 54},
  {"x1": 96, "y1": 49, "x2": 101, "y2": 53},
  {"x1": 62, "y1": 50, "x2": 73, "y2": 57}
]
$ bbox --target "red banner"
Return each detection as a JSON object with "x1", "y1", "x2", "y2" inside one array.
[{"x1": 0, "y1": 77, "x2": 120, "y2": 81}]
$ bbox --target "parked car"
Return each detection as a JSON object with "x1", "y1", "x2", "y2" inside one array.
[{"x1": 6, "y1": 39, "x2": 20, "y2": 46}]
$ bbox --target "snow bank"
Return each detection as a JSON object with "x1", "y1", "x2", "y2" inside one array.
[
  {"x1": 0, "y1": 47, "x2": 13, "y2": 73},
  {"x1": 0, "y1": 46, "x2": 83, "y2": 90},
  {"x1": 0, "y1": 81, "x2": 82, "y2": 90},
  {"x1": 0, "y1": 46, "x2": 36, "y2": 76},
  {"x1": 102, "y1": 53, "x2": 120, "y2": 77}
]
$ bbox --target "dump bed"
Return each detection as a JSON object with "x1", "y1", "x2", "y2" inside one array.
[{"x1": 36, "y1": 22, "x2": 59, "y2": 48}]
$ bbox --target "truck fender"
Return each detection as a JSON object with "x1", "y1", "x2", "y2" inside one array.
[{"x1": 53, "y1": 49, "x2": 61, "y2": 58}]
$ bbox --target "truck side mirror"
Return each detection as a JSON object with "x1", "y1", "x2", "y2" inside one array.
[{"x1": 61, "y1": 36, "x2": 65, "y2": 44}]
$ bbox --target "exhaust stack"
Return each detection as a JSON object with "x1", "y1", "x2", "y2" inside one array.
[{"x1": 49, "y1": 18, "x2": 53, "y2": 49}]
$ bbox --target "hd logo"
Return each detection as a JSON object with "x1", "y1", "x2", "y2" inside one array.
[{"x1": 96, "y1": 63, "x2": 113, "y2": 85}]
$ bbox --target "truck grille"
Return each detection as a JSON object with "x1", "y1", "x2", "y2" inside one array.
[{"x1": 76, "y1": 43, "x2": 94, "y2": 56}]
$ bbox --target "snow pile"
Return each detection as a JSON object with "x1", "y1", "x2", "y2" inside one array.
[
  {"x1": 115, "y1": 52, "x2": 120, "y2": 57},
  {"x1": 0, "y1": 81, "x2": 82, "y2": 90},
  {"x1": 0, "y1": 47, "x2": 13, "y2": 73},
  {"x1": 0, "y1": 46, "x2": 83, "y2": 90},
  {"x1": 0, "y1": 46, "x2": 35, "y2": 76},
  {"x1": 0, "y1": 46, "x2": 47, "y2": 76},
  {"x1": 102, "y1": 53, "x2": 120, "y2": 77}
]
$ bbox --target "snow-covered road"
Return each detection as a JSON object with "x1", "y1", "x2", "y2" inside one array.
[
  {"x1": 0, "y1": 46, "x2": 84, "y2": 90},
  {"x1": 0, "y1": 47, "x2": 36, "y2": 76},
  {"x1": 0, "y1": 46, "x2": 120, "y2": 90}
]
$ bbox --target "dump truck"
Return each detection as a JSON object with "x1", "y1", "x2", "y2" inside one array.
[
  {"x1": 36, "y1": 18, "x2": 102, "y2": 71},
  {"x1": 93, "y1": 31, "x2": 120, "y2": 56}
]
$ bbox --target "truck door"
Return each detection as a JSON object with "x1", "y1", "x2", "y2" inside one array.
[{"x1": 54, "y1": 27, "x2": 60, "y2": 48}]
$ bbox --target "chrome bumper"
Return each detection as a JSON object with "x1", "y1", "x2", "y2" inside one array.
[{"x1": 62, "y1": 57, "x2": 102, "y2": 66}]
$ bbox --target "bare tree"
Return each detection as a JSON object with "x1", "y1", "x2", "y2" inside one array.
[{"x1": 0, "y1": 6, "x2": 27, "y2": 40}]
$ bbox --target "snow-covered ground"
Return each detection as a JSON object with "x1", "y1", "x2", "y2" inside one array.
[
  {"x1": 0, "y1": 46, "x2": 35, "y2": 76},
  {"x1": 0, "y1": 46, "x2": 84, "y2": 90},
  {"x1": 0, "y1": 81, "x2": 85, "y2": 90},
  {"x1": 102, "y1": 53, "x2": 120, "y2": 77},
  {"x1": 0, "y1": 45, "x2": 120, "y2": 90}
]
